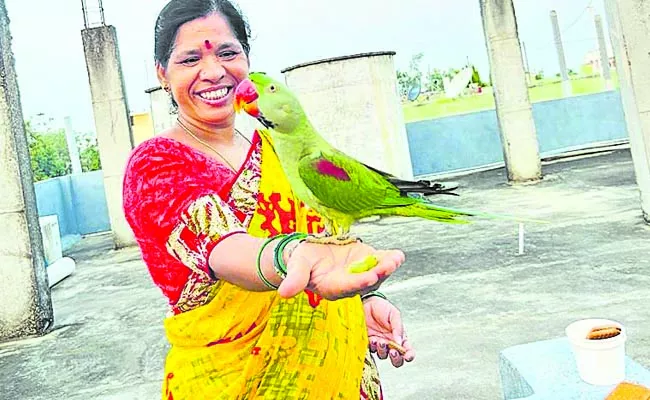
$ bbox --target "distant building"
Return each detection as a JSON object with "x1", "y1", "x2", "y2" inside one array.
[
  {"x1": 130, "y1": 112, "x2": 155, "y2": 145},
  {"x1": 582, "y1": 49, "x2": 616, "y2": 76}
]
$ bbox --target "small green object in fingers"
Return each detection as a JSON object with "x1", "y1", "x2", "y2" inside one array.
[{"x1": 347, "y1": 255, "x2": 379, "y2": 273}]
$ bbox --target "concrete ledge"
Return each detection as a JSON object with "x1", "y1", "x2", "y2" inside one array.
[
  {"x1": 499, "y1": 337, "x2": 650, "y2": 399},
  {"x1": 47, "y1": 257, "x2": 76, "y2": 288},
  {"x1": 281, "y1": 51, "x2": 396, "y2": 73}
]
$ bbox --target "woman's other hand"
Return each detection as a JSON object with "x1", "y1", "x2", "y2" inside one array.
[{"x1": 364, "y1": 296, "x2": 415, "y2": 368}]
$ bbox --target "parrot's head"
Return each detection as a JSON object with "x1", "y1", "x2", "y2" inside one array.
[{"x1": 234, "y1": 72, "x2": 306, "y2": 134}]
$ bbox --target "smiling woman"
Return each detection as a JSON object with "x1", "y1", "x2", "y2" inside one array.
[{"x1": 122, "y1": 0, "x2": 414, "y2": 399}]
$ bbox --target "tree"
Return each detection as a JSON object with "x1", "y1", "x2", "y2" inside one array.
[
  {"x1": 26, "y1": 122, "x2": 71, "y2": 182},
  {"x1": 396, "y1": 70, "x2": 412, "y2": 98},
  {"x1": 77, "y1": 132, "x2": 102, "y2": 173},
  {"x1": 425, "y1": 69, "x2": 445, "y2": 93},
  {"x1": 471, "y1": 65, "x2": 485, "y2": 87},
  {"x1": 25, "y1": 121, "x2": 102, "y2": 182},
  {"x1": 396, "y1": 53, "x2": 425, "y2": 98}
]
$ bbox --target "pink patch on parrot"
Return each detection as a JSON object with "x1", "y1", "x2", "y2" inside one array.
[
  {"x1": 314, "y1": 159, "x2": 350, "y2": 181},
  {"x1": 204, "y1": 40, "x2": 213, "y2": 50}
]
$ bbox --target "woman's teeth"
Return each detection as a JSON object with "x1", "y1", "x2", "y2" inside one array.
[{"x1": 198, "y1": 87, "x2": 229, "y2": 100}]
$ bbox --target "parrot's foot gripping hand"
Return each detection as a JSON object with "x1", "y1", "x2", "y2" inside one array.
[
  {"x1": 305, "y1": 232, "x2": 361, "y2": 246},
  {"x1": 305, "y1": 234, "x2": 380, "y2": 273}
]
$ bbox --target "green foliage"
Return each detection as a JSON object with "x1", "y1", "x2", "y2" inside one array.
[
  {"x1": 426, "y1": 69, "x2": 445, "y2": 93},
  {"x1": 25, "y1": 121, "x2": 102, "y2": 182},
  {"x1": 403, "y1": 72, "x2": 621, "y2": 123},
  {"x1": 396, "y1": 53, "x2": 425, "y2": 97},
  {"x1": 471, "y1": 66, "x2": 485, "y2": 87},
  {"x1": 396, "y1": 70, "x2": 413, "y2": 97},
  {"x1": 398, "y1": 56, "x2": 488, "y2": 99},
  {"x1": 26, "y1": 122, "x2": 71, "y2": 182},
  {"x1": 77, "y1": 132, "x2": 102, "y2": 173},
  {"x1": 535, "y1": 70, "x2": 545, "y2": 80}
]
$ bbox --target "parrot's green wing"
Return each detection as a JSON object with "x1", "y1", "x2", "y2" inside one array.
[{"x1": 297, "y1": 150, "x2": 416, "y2": 213}]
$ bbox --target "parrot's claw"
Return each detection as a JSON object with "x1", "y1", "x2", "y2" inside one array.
[{"x1": 305, "y1": 233, "x2": 361, "y2": 246}]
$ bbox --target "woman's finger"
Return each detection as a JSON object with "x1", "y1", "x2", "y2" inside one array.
[
  {"x1": 376, "y1": 340, "x2": 389, "y2": 360},
  {"x1": 401, "y1": 338, "x2": 416, "y2": 363},
  {"x1": 389, "y1": 348, "x2": 404, "y2": 368},
  {"x1": 390, "y1": 309, "x2": 404, "y2": 345},
  {"x1": 369, "y1": 250, "x2": 405, "y2": 279},
  {"x1": 368, "y1": 337, "x2": 379, "y2": 353}
]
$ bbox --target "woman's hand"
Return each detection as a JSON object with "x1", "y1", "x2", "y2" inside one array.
[
  {"x1": 277, "y1": 241, "x2": 404, "y2": 301},
  {"x1": 364, "y1": 296, "x2": 415, "y2": 368}
]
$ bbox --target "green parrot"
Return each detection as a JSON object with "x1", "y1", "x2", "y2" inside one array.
[{"x1": 233, "y1": 72, "x2": 485, "y2": 249}]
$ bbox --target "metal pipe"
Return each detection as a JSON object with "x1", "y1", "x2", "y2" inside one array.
[
  {"x1": 98, "y1": 0, "x2": 105, "y2": 25},
  {"x1": 81, "y1": 0, "x2": 88, "y2": 29}
]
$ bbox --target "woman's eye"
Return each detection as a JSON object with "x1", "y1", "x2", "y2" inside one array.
[
  {"x1": 180, "y1": 57, "x2": 199, "y2": 65},
  {"x1": 219, "y1": 51, "x2": 238, "y2": 59}
]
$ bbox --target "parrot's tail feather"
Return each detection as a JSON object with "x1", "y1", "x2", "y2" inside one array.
[
  {"x1": 413, "y1": 199, "x2": 549, "y2": 224},
  {"x1": 398, "y1": 181, "x2": 459, "y2": 197},
  {"x1": 388, "y1": 202, "x2": 474, "y2": 224},
  {"x1": 360, "y1": 162, "x2": 459, "y2": 197},
  {"x1": 380, "y1": 200, "x2": 548, "y2": 224}
]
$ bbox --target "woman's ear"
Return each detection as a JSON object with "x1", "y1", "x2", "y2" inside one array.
[{"x1": 156, "y1": 62, "x2": 170, "y2": 92}]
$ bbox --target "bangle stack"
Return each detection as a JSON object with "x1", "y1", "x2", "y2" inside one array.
[
  {"x1": 256, "y1": 232, "x2": 309, "y2": 290},
  {"x1": 361, "y1": 291, "x2": 387, "y2": 302}
]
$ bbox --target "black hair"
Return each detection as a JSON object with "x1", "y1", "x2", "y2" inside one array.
[{"x1": 154, "y1": 0, "x2": 251, "y2": 68}]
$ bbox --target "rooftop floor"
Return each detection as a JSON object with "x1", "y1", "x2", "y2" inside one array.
[{"x1": 2, "y1": 146, "x2": 649, "y2": 399}]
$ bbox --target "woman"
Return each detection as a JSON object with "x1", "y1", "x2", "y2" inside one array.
[{"x1": 123, "y1": 0, "x2": 415, "y2": 398}]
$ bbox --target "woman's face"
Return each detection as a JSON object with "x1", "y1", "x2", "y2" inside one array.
[{"x1": 158, "y1": 13, "x2": 249, "y2": 129}]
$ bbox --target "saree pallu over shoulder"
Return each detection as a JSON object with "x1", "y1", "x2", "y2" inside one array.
[{"x1": 162, "y1": 131, "x2": 369, "y2": 400}]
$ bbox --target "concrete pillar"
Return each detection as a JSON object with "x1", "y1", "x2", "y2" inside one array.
[
  {"x1": 0, "y1": 0, "x2": 53, "y2": 342},
  {"x1": 64, "y1": 116, "x2": 83, "y2": 175},
  {"x1": 604, "y1": 0, "x2": 650, "y2": 222},
  {"x1": 594, "y1": 14, "x2": 613, "y2": 91},
  {"x1": 550, "y1": 11, "x2": 572, "y2": 97},
  {"x1": 281, "y1": 52, "x2": 415, "y2": 180},
  {"x1": 82, "y1": 26, "x2": 136, "y2": 248},
  {"x1": 479, "y1": 0, "x2": 542, "y2": 183}
]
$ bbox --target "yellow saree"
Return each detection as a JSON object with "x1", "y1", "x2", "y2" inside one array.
[{"x1": 162, "y1": 131, "x2": 373, "y2": 399}]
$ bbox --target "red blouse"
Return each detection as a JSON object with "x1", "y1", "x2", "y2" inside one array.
[{"x1": 122, "y1": 134, "x2": 260, "y2": 308}]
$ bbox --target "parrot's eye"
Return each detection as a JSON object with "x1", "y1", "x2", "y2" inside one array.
[{"x1": 269, "y1": 85, "x2": 277, "y2": 93}]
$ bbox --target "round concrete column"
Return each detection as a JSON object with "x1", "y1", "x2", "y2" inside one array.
[{"x1": 282, "y1": 52, "x2": 414, "y2": 179}]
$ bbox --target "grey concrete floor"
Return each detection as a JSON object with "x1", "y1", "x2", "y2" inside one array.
[{"x1": 1, "y1": 147, "x2": 649, "y2": 400}]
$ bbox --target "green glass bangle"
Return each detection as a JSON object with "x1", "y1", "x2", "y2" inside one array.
[
  {"x1": 273, "y1": 232, "x2": 309, "y2": 278},
  {"x1": 256, "y1": 235, "x2": 286, "y2": 290},
  {"x1": 361, "y1": 291, "x2": 387, "y2": 301}
]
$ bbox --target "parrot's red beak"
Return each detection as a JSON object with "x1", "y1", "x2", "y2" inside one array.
[{"x1": 234, "y1": 79, "x2": 261, "y2": 118}]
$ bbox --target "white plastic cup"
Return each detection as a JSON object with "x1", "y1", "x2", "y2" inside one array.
[{"x1": 565, "y1": 318, "x2": 626, "y2": 385}]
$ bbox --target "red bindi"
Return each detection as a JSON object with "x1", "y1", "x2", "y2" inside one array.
[{"x1": 204, "y1": 40, "x2": 213, "y2": 50}]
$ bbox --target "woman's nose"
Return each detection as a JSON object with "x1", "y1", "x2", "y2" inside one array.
[{"x1": 199, "y1": 56, "x2": 226, "y2": 81}]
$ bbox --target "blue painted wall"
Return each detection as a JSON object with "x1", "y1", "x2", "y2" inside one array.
[
  {"x1": 34, "y1": 171, "x2": 110, "y2": 250},
  {"x1": 29, "y1": 91, "x2": 630, "y2": 249},
  {"x1": 70, "y1": 171, "x2": 111, "y2": 235},
  {"x1": 406, "y1": 90, "x2": 629, "y2": 177}
]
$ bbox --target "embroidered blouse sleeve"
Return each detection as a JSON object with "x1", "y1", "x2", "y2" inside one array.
[{"x1": 123, "y1": 138, "x2": 246, "y2": 301}]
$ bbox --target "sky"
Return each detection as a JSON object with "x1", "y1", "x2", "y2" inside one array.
[{"x1": 4, "y1": 0, "x2": 610, "y2": 134}]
